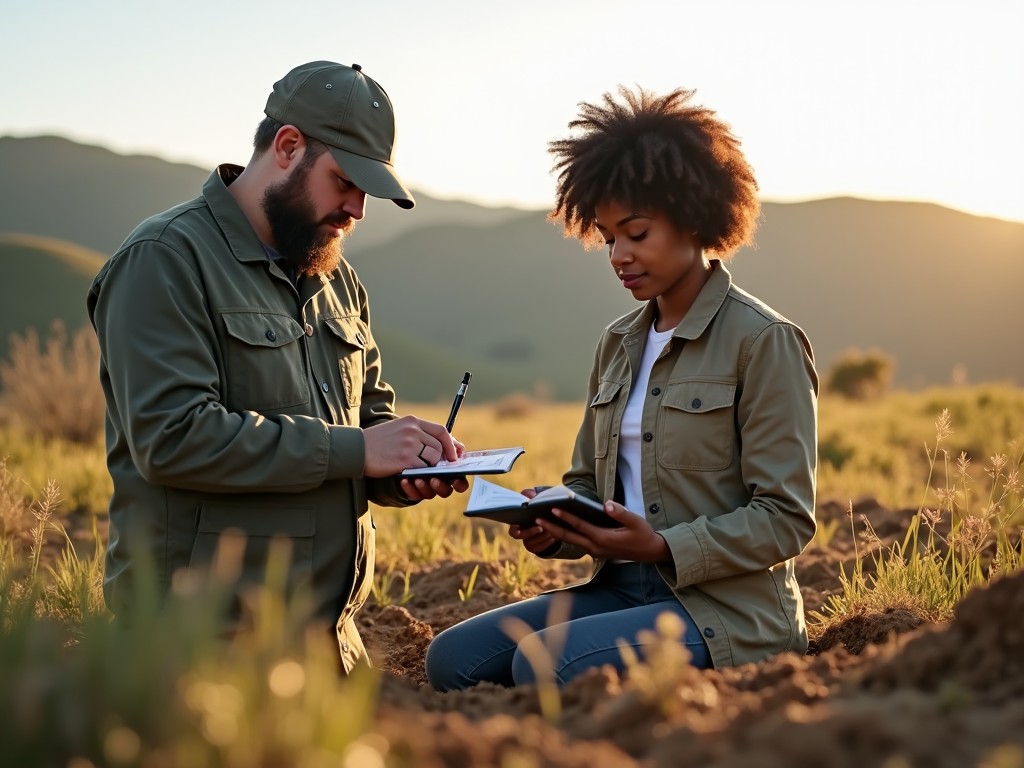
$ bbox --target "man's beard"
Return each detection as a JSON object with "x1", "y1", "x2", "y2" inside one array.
[{"x1": 261, "y1": 162, "x2": 355, "y2": 276}]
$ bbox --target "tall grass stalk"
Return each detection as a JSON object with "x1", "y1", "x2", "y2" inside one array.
[
  {"x1": 371, "y1": 564, "x2": 412, "y2": 607},
  {"x1": 0, "y1": 496, "x2": 385, "y2": 765},
  {"x1": 499, "y1": 593, "x2": 571, "y2": 725},
  {"x1": 458, "y1": 563, "x2": 480, "y2": 602},
  {"x1": 498, "y1": 546, "x2": 541, "y2": 597},
  {"x1": 811, "y1": 410, "x2": 1024, "y2": 631}
]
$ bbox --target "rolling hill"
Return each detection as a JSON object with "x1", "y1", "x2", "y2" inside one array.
[
  {"x1": 1, "y1": 135, "x2": 1021, "y2": 401},
  {"x1": 0, "y1": 135, "x2": 522, "y2": 254},
  {"x1": 726, "y1": 198, "x2": 1024, "y2": 387},
  {"x1": 0, "y1": 234, "x2": 106, "y2": 354}
]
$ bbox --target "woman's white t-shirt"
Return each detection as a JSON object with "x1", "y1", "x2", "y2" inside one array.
[{"x1": 617, "y1": 323, "x2": 675, "y2": 520}]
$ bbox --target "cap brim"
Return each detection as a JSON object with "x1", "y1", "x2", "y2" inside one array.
[{"x1": 328, "y1": 146, "x2": 415, "y2": 209}]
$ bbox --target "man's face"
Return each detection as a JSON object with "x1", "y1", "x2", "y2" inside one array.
[{"x1": 261, "y1": 148, "x2": 366, "y2": 276}]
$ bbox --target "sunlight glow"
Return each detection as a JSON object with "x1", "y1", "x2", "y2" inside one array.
[{"x1": 2, "y1": 0, "x2": 1021, "y2": 221}]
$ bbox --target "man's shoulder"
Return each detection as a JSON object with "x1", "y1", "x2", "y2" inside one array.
[
  {"x1": 119, "y1": 195, "x2": 210, "y2": 252},
  {"x1": 92, "y1": 195, "x2": 215, "y2": 289}
]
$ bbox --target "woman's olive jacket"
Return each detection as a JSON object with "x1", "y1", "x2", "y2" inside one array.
[{"x1": 556, "y1": 261, "x2": 819, "y2": 668}]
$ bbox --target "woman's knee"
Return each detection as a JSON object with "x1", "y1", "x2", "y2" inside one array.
[
  {"x1": 425, "y1": 616, "x2": 521, "y2": 692},
  {"x1": 424, "y1": 626, "x2": 466, "y2": 692},
  {"x1": 509, "y1": 645, "x2": 538, "y2": 687}
]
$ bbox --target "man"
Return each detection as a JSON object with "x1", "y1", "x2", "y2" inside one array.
[{"x1": 87, "y1": 61, "x2": 467, "y2": 671}]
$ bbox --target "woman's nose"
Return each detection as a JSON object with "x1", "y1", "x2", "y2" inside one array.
[{"x1": 609, "y1": 240, "x2": 631, "y2": 267}]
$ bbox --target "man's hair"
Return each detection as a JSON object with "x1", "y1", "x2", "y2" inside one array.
[
  {"x1": 548, "y1": 86, "x2": 760, "y2": 256},
  {"x1": 253, "y1": 116, "x2": 330, "y2": 162}
]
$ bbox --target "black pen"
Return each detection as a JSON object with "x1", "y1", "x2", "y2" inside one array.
[{"x1": 445, "y1": 371, "x2": 472, "y2": 432}]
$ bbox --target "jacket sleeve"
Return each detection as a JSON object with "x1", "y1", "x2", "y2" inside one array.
[
  {"x1": 658, "y1": 322, "x2": 819, "y2": 587},
  {"x1": 89, "y1": 239, "x2": 367, "y2": 494},
  {"x1": 354, "y1": 281, "x2": 410, "y2": 507}
]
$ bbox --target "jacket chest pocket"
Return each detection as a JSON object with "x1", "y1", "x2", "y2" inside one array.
[
  {"x1": 590, "y1": 379, "x2": 624, "y2": 459},
  {"x1": 323, "y1": 316, "x2": 367, "y2": 408},
  {"x1": 222, "y1": 312, "x2": 309, "y2": 411},
  {"x1": 658, "y1": 380, "x2": 737, "y2": 471}
]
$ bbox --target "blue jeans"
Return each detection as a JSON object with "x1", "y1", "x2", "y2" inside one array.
[{"x1": 424, "y1": 561, "x2": 711, "y2": 691}]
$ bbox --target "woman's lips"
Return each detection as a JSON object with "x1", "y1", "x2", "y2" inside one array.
[{"x1": 619, "y1": 273, "x2": 644, "y2": 289}]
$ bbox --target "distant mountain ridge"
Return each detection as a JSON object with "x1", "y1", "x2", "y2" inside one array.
[
  {"x1": 2, "y1": 135, "x2": 1022, "y2": 400},
  {"x1": 0, "y1": 135, "x2": 523, "y2": 255},
  {"x1": 0, "y1": 234, "x2": 106, "y2": 351}
]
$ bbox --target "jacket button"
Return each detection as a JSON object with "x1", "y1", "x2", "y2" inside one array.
[
  {"x1": 304, "y1": 323, "x2": 314, "y2": 336},
  {"x1": 265, "y1": 330, "x2": 277, "y2": 342},
  {"x1": 691, "y1": 398, "x2": 702, "y2": 409},
  {"x1": 321, "y1": 382, "x2": 330, "y2": 393},
  {"x1": 651, "y1": 387, "x2": 661, "y2": 396},
  {"x1": 649, "y1": 503, "x2": 660, "y2": 514},
  {"x1": 703, "y1": 627, "x2": 715, "y2": 639},
  {"x1": 643, "y1": 432, "x2": 653, "y2": 442}
]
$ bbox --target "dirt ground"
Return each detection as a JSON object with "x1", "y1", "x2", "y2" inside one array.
[{"x1": 356, "y1": 498, "x2": 1024, "y2": 767}]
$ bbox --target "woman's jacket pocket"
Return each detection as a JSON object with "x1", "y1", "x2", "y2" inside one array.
[
  {"x1": 658, "y1": 380, "x2": 737, "y2": 471},
  {"x1": 589, "y1": 379, "x2": 624, "y2": 459}
]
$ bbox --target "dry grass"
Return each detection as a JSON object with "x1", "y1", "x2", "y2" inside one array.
[
  {"x1": 0, "y1": 385, "x2": 1022, "y2": 764},
  {"x1": 0, "y1": 321, "x2": 104, "y2": 445}
]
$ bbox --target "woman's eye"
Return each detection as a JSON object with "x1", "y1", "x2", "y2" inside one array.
[{"x1": 629, "y1": 231, "x2": 648, "y2": 242}]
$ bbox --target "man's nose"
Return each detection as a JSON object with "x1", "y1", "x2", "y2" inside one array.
[{"x1": 343, "y1": 189, "x2": 366, "y2": 221}]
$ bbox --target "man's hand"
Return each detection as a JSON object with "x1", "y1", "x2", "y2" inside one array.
[
  {"x1": 363, "y1": 415, "x2": 464, "y2": 478},
  {"x1": 400, "y1": 474, "x2": 470, "y2": 501},
  {"x1": 536, "y1": 501, "x2": 671, "y2": 563}
]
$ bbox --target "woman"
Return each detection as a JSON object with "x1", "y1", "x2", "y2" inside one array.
[{"x1": 425, "y1": 86, "x2": 818, "y2": 691}]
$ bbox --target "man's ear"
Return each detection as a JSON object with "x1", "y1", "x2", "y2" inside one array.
[{"x1": 272, "y1": 125, "x2": 304, "y2": 169}]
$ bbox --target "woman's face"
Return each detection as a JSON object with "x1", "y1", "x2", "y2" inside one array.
[{"x1": 593, "y1": 200, "x2": 706, "y2": 313}]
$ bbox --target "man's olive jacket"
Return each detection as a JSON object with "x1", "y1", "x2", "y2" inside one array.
[
  {"x1": 554, "y1": 261, "x2": 819, "y2": 668},
  {"x1": 87, "y1": 165, "x2": 407, "y2": 671}
]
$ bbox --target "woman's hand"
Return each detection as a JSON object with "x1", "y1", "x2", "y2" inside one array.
[
  {"x1": 508, "y1": 521, "x2": 560, "y2": 556},
  {"x1": 537, "y1": 501, "x2": 671, "y2": 562},
  {"x1": 508, "y1": 486, "x2": 559, "y2": 556}
]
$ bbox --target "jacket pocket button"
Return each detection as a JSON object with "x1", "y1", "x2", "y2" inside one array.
[
  {"x1": 691, "y1": 398, "x2": 702, "y2": 409},
  {"x1": 265, "y1": 330, "x2": 277, "y2": 342}
]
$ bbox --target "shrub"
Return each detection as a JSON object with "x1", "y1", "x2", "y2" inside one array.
[
  {"x1": 493, "y1": 393, "x2": 539, "y2": 420},
  {"x1": 824, "y1": 347, "x2": 895, "y2": 400},
  {"x1": 0, "y1": 321, "x2": 104, "y2": 445}
]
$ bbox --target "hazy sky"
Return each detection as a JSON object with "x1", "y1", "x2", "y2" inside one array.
[{"x1": 3, "y1": 0, "x2": 1022, "y2": 222}]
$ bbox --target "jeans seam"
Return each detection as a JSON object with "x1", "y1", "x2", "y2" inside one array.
[
  {"x1": 555, "y1": 643, "x2": 625, "y2": 684},
  {"x1": 466, "y1": 645, "x2": 517, "y2": 682}
]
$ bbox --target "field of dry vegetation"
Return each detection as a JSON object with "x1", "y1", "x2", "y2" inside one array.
[{"x1": 1, "y1": 326, "x2": 1023, "y2": 767}]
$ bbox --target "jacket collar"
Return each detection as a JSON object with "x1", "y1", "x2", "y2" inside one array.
[
  {"x1": 202, "y1": 164, "x2": 274, "y2": 265},
  {"x1": 608, "y1": 259, "x2": 734, "y2": 340}
]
